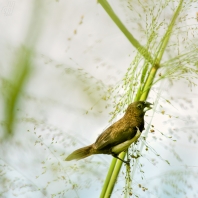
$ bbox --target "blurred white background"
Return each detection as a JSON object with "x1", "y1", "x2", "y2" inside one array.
[{"x1": 0, "y1": 0, "x2": 198, "y2": 197}]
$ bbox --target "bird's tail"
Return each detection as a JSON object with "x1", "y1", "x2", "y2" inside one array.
[{"x1": 65, "y1": 144, "x2": 93, "y2": 161}]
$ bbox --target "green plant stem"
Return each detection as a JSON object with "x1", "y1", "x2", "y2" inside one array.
[
  {"x1": 100, "y1": 158, "x2": 117, "y2": 198},
  {"x1": 141, "y1": 0, "x2": 183, "y2": 99},
  {"x1": 98, "y1": 0, "x2": 153, "y2": 64},
  {"x1": 99, "y1": 0, "x2": 183, "y2": 197},
  {"x1": 156, "y1": 0, "x2": 183, "y2": 62},
  {"x1": 104, "y1": 160, "x2": 123, "y2": 198},
  {"x1": 101, "y1": 65, "x2": 157, "y2": 198},
  {"x1": 130, "y1": 81, "x2": 163, "y2": 184},
  {"x1": 140, "y1": 64, "x2": 159, "y2": 100}
]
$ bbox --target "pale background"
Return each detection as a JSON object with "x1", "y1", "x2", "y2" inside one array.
[{"x1": 0, "y1": 0, "x2": 198, "y2": 198}]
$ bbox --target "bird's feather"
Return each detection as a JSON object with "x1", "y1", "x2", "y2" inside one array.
[{"x1": 94, "y1": 117, "x2": 138, "y2": 150}]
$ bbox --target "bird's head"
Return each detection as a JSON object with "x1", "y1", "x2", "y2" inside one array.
[{"x1": 125, "y1": 101, "x2": 153, "y2": 116}]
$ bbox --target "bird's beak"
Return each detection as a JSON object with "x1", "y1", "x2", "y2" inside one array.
[{"x1": 143, "y1": 102, "x2": 153, "y2": 112}]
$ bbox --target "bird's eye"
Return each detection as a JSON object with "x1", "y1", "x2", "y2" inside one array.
[{"x1": 137, "y1": 104, "x2": 143, "y2": 109}]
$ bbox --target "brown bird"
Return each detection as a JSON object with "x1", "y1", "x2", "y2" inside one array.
[{"x1": 65, "y1": 101, "x2": 152, "y2": 164}]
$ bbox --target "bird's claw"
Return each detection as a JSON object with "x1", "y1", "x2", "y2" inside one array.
[
  {"x1": 112, "y1": 154, "x2": 130, "y2": 165},
  {"x1": 124, "y1": 159, "x2": 130, "y2": 165}
]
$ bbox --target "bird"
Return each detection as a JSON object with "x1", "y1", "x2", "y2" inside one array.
[{"x1": 65, "y1": 101, "x2": 152, "y2": 164}]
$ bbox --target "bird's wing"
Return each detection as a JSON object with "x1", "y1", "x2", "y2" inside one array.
[{"x1": 94, "y1": 119, "x2": 137, "y2": 150}]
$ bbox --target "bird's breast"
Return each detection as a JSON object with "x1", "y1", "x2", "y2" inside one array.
[{"x1": 126, "y1": 116, "x2": 144, "y2": 132}]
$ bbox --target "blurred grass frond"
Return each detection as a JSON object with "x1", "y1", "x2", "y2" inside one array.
[
  {"x1": 3, "y1": 48, "x2": 31, "y2": 136},
  {"x1": 2, "y1": 0, "x2": 44, "y2": 137}
]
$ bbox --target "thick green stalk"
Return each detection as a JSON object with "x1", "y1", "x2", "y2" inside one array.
[
  {"x1": 101, "y1": 66, "x2": 156, "y2": 198},
  {"x1": 100, "y1": 158, "x2": 117, "y2": 197},
  {"x1": 156, "y1": 0, "x2": 183, "y2": 62},
  {"x1": 98, "y1": 0, "x2": 153, "y2": 64},
  {"x1": 140, "y1": 64, "x2": 159, "y2": 100},
  {"x1": 103, "y1": 160, "x2": 123, "y2": 198},
  {"x1": 129, "y1": 0, "x2": 184, "y2": 191},
  {"x1": 141, "y1": 0, "x2": 183, "y2": 99},
  {"x1": 99, "y1": 0, "x2": 183, "y2": 197}
]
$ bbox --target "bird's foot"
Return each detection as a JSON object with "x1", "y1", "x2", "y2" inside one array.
[
  {"x1": 119, "y1": 157, "x2": 130, "y2": 165},
  {"x1": 124, "y1": 159, "x2": 130, "y2": 165},
  {"x1": 112, "y1": 154, "x2": 130, "y2": 165}
]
